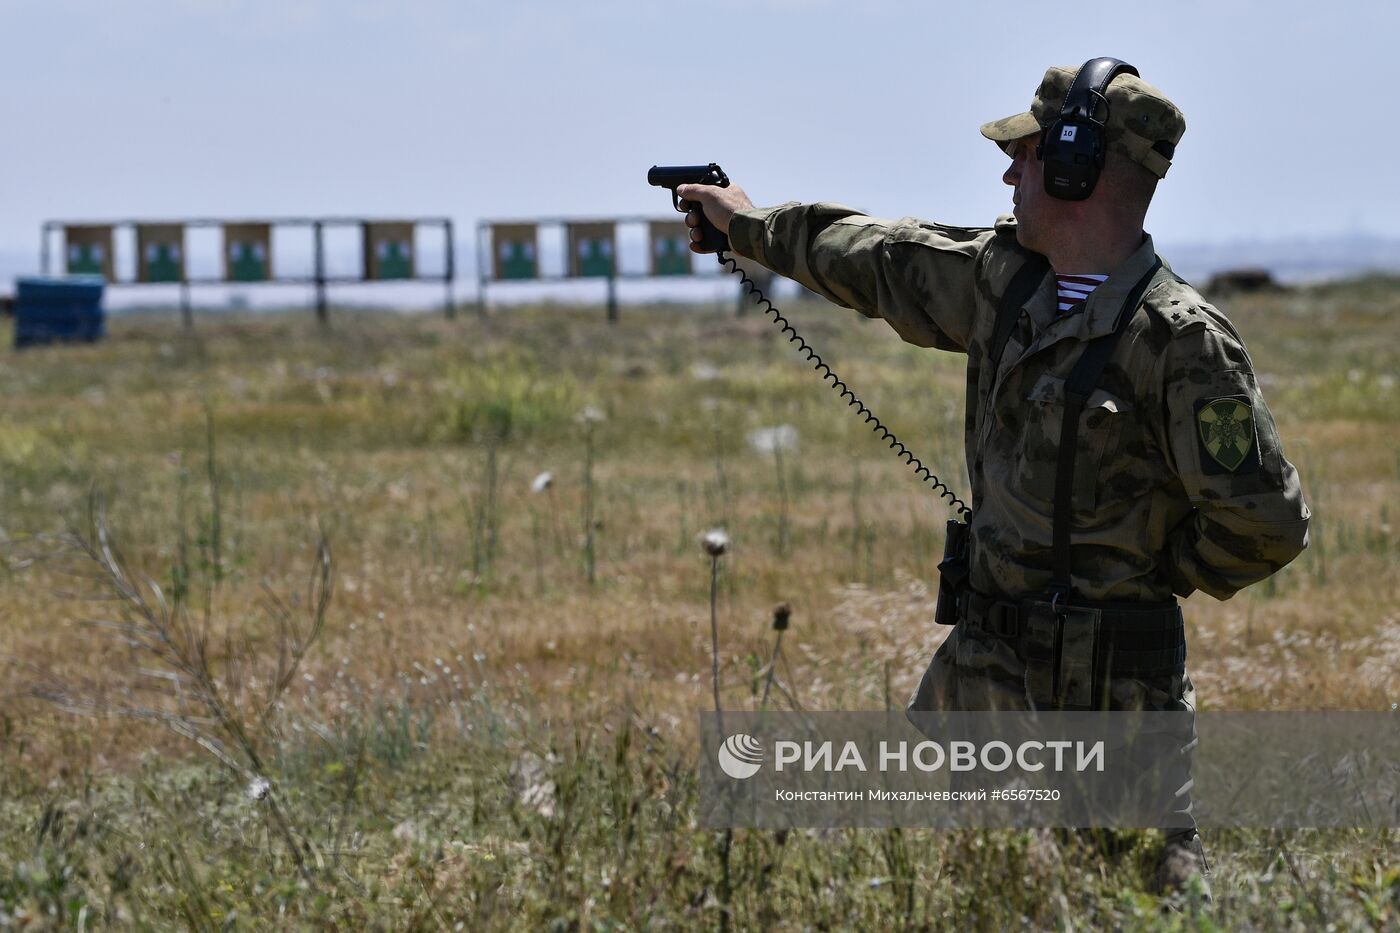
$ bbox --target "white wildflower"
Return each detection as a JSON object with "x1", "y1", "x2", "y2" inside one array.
[
  {"x1": 701, "y1": 529, "x2": 730, "y2": 557},
  {"x1": 747, "y1": 425, "x2": 799, "y2": 454},
  {"x1": 576, "y1": 406, "x2": 606, "y2": 425},
  {"x1": 393, "y1": 819, "x2": 426, "y2": 844},
  {"x1": 691, "y1": 362, "x2": 721, "y2": 381},
  {"x1": 531, "y1": 471, "x2": 554, "y2": 493},
  {"x1": 246, "y1": 776, "x2": 270, "y2": 801},
  {"x1": 509, "y1": 753, "x2": 557, "y2": 818}
]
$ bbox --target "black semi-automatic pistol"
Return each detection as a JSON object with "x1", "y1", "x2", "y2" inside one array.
[{"x1": 647, "y1": 163, "x2": 730, "y2": 252}]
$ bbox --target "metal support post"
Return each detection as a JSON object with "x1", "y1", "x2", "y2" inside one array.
[
  {"x1": 475, "y1": 222, "x2": 488, "y2": 317},
  {"x1": 313, "y1": 220, "x2": 327, "y2": 325},
  {"x1": 180, "y1": 281, "x2": 193, "y2": 330},
  {"x1": 444, "y1": 219, "x2": 456, "y2": 319}
]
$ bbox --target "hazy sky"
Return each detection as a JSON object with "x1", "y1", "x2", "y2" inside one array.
[{"x1": 4, "y1": 0, "x2": 1397, "y2": 270}]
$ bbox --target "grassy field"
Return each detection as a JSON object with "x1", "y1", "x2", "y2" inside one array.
[{"x1": 1, "y1": 278, "x2": 1397, "y2": 929}]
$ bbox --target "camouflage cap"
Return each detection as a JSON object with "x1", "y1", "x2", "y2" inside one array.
[{"x1": 980, "y1": 65, "x2": 1186, "y2": 179}]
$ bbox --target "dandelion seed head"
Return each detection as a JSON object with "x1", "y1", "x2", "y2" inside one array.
[
  {"x1": 531, "y1": 471, "x2": 555, "y2": 493},
  {"x1": 246, "y1": 777, "x2": 270, "y2": 801},
  {"x1": 701, "y1": 529, "x2": 730, "y2": 557},
  {"x1": 576, "y1": 406, "x2": 606, "y2": 425}
]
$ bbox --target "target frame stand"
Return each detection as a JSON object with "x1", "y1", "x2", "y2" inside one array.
[
  {"x1": 41, "y1": 216, "x2": 456, "y2": 327},
  {"x1": 476, "y1": 215, "x2": 718, "y2": 323}
]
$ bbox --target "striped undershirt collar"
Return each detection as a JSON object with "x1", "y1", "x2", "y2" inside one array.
[{"x1": 1055, "y1": 273, "x2": 1109, "y2": 315}]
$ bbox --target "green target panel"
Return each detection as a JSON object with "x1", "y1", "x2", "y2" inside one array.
[
  {"x1": 224, "y1": 223, "x2": 272, "y2": 282},
  {"x1": 64, "y1": 225, "x2": 114, "y2": 279},
  {"x1": 649, "y1": 221, "x2": 691, "y2": 276},
  {"x1": 363, "y1": 222, "x2": 416, "y2": 280},
  {"x1": 568, "y1": 222, "x2": 616, "y2": 278},
  {"x1": 491, "y1": 223, "x2": 539, "y2": 280},
  {"x1": 137, "y1": 224, "x2": 185, "y2": 283}
]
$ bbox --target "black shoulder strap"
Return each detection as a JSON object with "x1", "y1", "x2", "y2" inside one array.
[
  {"x1": 989, "y1": 252, "x2": 1049, "y2": 373},
  {"x1": 1050, "y1": 258, "x2": 1164, "y2": 595}
]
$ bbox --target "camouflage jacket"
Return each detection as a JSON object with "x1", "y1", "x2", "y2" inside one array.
[{"x1": 729, "y1": 204, "x2": 1311, "y2": 602}]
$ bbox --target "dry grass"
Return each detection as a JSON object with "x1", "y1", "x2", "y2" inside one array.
[{"x1": 0, "y1": 281, "x2": 1397, "y2": 927}]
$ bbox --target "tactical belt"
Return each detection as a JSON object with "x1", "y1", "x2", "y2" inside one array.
[{"x1": 960, "y1": 588, "x2": 1186, "y2": 680}]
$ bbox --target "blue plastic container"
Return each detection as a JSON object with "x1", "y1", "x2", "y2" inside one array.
[{"x1": 13, "y1": 276, "x2": 106, "y2": 348}]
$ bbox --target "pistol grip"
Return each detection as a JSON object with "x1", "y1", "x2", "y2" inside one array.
[{"x1": 681, "y1": 199, "x2": 730, "y2": 253}]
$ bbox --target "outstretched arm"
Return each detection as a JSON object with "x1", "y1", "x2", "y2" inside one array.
[{"x1": 679, "y1": 181, "x2": 999, "y2": 353}]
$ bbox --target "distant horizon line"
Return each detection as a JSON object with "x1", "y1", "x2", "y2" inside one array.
[{"x1": 3, "y1": 224, "x2": 1400, "y2": 259}]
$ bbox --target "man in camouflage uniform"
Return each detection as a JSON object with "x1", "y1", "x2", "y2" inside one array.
[{"x1": 679, "y1": 62, "x2": 1311, "y2": 896}]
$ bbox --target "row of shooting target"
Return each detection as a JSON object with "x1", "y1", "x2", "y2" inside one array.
[
  {"x1": 58, "y1": 220, "x2": 427, "y2": 284},
  {"x1": 489, "y1": 219, "x2": 694, "y2": 281}
]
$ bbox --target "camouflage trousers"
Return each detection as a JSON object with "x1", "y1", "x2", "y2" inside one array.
[{"x1": 907, "y1": 624, "x2": 1198, "y2": 833}]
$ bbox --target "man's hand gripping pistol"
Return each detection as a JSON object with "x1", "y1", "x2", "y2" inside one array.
[{"x1": 647, "y1": 163, "x2": 731, "y2": 253}]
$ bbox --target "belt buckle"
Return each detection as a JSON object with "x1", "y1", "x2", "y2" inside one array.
[{"x1": 988, "y1": 601, "x2": 1020, "y2": 639}]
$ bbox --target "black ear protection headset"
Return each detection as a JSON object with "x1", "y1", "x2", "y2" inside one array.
[{"x1": 1036, "y1": 57, "x2": 1139, "y2": 201}]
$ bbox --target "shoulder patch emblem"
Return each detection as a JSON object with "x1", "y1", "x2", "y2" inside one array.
[{"x1": 1195, "y1": 395, "x2": 1259, "y2": 473}]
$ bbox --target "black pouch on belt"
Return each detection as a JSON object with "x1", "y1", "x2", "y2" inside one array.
[
  {"x1": 1023, "y1": 599, "x2": 1103, "y2": 709},
  {"x1": 934, "y1": 519, "x2": 970, "y2": 627}
]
